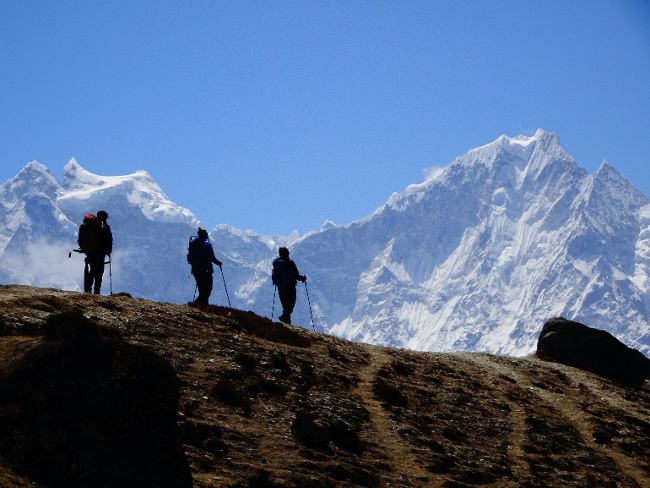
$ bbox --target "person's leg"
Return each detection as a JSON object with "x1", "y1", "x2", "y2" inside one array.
[
  {"x1": 196, "y1": 274, "x2": 214, "y2": 304},
  {"x1": 83, "y1": 259, "x2": 92, "y2": 293},
  {"x1": 278, "y1": 287, "x2": 288, "y2": 321},
  {"x1": 278, "y1": 286, "x2": 296, "y2": 323},
  {"x1": 92, "y1": 256, "x2": 105, "y2": 294},
  {"x1": 195, "y1": 274, "x2": 207, "y2": 303},
  {"x1": 193, "y1": 276, "x2": 202, "y2": 302},
  {"x1": 205, "y1": 274, "x2": 214, "y2": 303}
]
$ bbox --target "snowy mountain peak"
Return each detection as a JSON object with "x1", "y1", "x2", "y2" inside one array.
[
  {"x1": 594, "y1": 160, "x2": 620, "y2": 178},
  {"x1": 589, "y1": 159, "x2": 648, "y2": 212},
  {"x1": 0, "y1": 161, "x2": 61, "y2": 202},
  {"x1": 59, "y1": 160, "x2": 198, "y2": 225},
  {"x1": 16, "y1": 160, "x2": 58, "y2": 185},
  {"x1": 453, "y1": 129, "x2": 561, "y2": 174},
  {"x1": 62, "y1": 158, "x2": 88, "y2": 188},
  {"x1": 381, "y1": 130, "x2": 572, "y2": 217},
  {"x1": 320, "y1": 220, "x2": 337, "y2": 231},
  {"x1": 21, "y1": 160, "x2": 53, "y2": 178},
  {"x1": 455, "y1": 130, "x2": 576, "y2": 193},
  {"x1": 63, "y1": 159, "x2": 152, "y2": 193}
]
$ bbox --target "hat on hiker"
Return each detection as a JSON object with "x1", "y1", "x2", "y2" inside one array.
[{"x1": 97, "y1": 210, "x2": 108, "y2": 220}]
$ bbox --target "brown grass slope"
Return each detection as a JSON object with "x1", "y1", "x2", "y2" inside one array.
[{"x1": 0, "y1": 284, "x2": 649, "y2": 487}]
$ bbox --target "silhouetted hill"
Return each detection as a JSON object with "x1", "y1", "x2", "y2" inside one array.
[{"x1": 0, "y1": 285, "x2": 648, "y2": 487}]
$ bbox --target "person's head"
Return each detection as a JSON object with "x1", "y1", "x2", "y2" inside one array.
[
  {"x1": 278, "y1": 246, "x2": 289, "y2": 258},
  {"x1": 198, "y1": 228, "x2": 209, "y2": 240},
  {"x1": 97, "y1": 210, "x2": 109, "y2": 222}
]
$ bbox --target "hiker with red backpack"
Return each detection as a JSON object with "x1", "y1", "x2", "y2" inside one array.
[
  {"x1": 272, "y1": 246, "x2": 306, "y2": 324},
  {"x1": 77, "y1": 210, "x2": 113, "y2": 294}
]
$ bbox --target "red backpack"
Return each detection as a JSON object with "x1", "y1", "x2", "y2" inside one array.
[{"x1": 77, "y1": 213, "x2": 101, "y2": 254}]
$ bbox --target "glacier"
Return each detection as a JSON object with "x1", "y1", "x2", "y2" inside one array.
[{"x1": 1, "y1": 129, "x2": 648, "y2": 357}]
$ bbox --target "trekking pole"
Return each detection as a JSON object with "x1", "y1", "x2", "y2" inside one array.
[
  {"x1": 304, "y1": 280, "x2": 315, "y2": 332},
  {"x1": 84, "y1": 260, "x2": 90, "y2": 289},
  {"x1": 219, "y1": 266, "x2": 231, "y2": 307},
  {"x1": 69, "y1": 248, "x2": 82, "y2": 258},
  {"x1": 271, "y1": 285, "x2": 276, "y2": 320},
  {"x1": 103, "y1": 257, "x2": 113, "y2": 295},
  {"x1": 108, "y1": 258, "x2": 113, "y2": 295}
]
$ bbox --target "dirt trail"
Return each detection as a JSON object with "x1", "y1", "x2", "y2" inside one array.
[
  {"x1": 353, "y1": 346, "x2": 440, "y2": 488},
  {"x1": 465, "y1": 353, "x2": 649, "y2": 487}
]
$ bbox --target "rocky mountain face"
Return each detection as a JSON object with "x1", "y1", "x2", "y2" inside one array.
[
  {"x1": 0, "y1": 285, "x2": 648, "y2": 487},
  {"x1": 1, "y1": 130, "x2": 649, "y2": 357}
]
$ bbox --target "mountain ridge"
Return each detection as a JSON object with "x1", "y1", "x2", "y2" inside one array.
[{"x1": 1, "y1": 129, "x2": 649, "y2": 357}]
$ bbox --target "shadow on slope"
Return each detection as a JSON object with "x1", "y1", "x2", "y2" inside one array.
[{"x1": 0, "y1": 310, "x2": 192, "y2": 488}]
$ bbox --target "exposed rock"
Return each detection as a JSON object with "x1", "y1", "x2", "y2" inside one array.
[{"x1": 536, "y1": 316, "x2": 650, "y2": 388}]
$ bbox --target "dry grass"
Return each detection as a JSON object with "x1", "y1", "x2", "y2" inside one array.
[{"x1": 0, "y1": 284, "x2": 649, "y2": 487}]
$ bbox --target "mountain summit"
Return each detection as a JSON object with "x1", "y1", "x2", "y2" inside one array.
[
  {"x1": 1, "y1": 130, "x2": 649, "y2": 356},
  {"x1": 60, "y1": 159, "x2": 198, "y2": 225}
]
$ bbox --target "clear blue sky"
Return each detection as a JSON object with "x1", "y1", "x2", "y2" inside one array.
[{"x1": 1, "y1": 0, "x2": 649, "y2": 236}]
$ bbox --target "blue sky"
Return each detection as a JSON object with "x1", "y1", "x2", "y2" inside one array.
[{"x1": 1, "y1": 1, "x2": 649, "y2": 236}]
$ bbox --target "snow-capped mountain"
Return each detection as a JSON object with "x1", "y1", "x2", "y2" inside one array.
[
  {"x1": 1, "y1": 129, "x2": 648, "y2": 357},
  {"x1": 0, "y1": 159, "x2": 200, "y2": 299},
  {"x1": 317, "y1": 131, "x2": 650, "y2": 356}
]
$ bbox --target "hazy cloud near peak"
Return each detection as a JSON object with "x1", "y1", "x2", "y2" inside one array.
[
  {"x1": 423, "y1": 166, "x2": 445, "y2": 181},
  {"x1": 0, "y1": 238, "x2": 130, "y2": 296}
]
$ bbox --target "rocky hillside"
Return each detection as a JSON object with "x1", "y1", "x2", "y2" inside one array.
[{"x1": 0, "y1": 285, "x2": 648, "y2": 487}]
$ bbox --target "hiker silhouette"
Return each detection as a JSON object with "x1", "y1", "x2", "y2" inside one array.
[
  {"x1": 187, "y1": 228, "x2": 223, "y2": 304},
  {"x1": 272, "y1": 247, "x2": 306, "y2": 324},
  {"x1": 78, "y1": 210, "x2": 113, "y2": 294}
]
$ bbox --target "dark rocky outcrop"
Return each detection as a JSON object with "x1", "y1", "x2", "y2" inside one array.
[
  {"x1": 0, "y1": 311, "x2": 192, "y2": 488},
  {"x1": 536, "y1": 317, "x2": 650, "y2": 388}
]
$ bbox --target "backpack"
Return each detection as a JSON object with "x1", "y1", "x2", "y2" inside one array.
[
  {"x1": 187, "y1": 236, "x2": 212, "y2": 271},
  {"x1": 78, "y1": 213, "x2": 101, "y2": 254},
  {"x1": 272, "y1": 257, "x2": 292, "y2": 287},
  {"x1": 187, "y1": 236, "x2": 200, "y2": 266}
]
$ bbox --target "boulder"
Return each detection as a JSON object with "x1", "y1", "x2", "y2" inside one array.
[{"x1": 536, "y1": 317, "x2": 650, "y2": 388}]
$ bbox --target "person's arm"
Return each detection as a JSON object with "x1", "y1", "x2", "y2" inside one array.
[
  {"x1": 291, "y1": 261, "x2": 306, "y2": 282},
  {"x1": 208, "y1": 243, "x2": 222, "y2": 267},
  {"x1": 105, "y1": 225, "x2": 113, "y2": 256}
]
